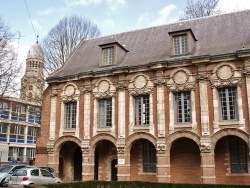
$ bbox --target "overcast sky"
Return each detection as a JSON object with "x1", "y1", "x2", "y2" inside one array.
[{"x1": 1, "y1": 0, "x2": 250, "y2": 65}]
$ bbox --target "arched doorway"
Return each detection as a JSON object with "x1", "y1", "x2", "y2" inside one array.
[
  {"x1": 130, "y1": 139, "x2": 157, "y2": 182},
  {"x1": 59, "y1": 141, "x2": 82, "y2": 181},
  {"x1": 94, "y1": 140, "x2": 117, "y2": 181},
  {"x1": 215, "y1": 136, "x2": 249, "y2": 185},
  {"x1": 170, "y1": 137, "x2": 201, "y2": 183}
]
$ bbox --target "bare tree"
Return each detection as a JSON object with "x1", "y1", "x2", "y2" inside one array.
[
  {"x1": 180, "y1": 0, "x2": 220, "y2": 20},
  {"x1": 0, "y1": 16, "x2": 22, "y2": 98},
  {"x1": 41, "y1": 15, "x2": 101, "y2": 74}
]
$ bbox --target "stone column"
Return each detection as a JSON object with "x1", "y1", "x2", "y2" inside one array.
[
  {"x1": 156, "y1": 141, "x2": 170, "y2": 182},
  {"x1": 117, "y1": 142, "x2": 130, "y2": 181},
  {"x1": 200, "y1": 140, "x2": 215, "y2": 184}
]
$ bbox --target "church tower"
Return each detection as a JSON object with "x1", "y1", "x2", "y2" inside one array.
[{"x1": 20, "y1": 42, "x2": 45, "y2": 103}]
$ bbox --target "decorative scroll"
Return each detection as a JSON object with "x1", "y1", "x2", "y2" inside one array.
[
  {"x1": 167, "y1": 68, "x2": 196, "y2": 92},
  {"x1": 156, "y1": 143, "x2": 166, "y2": 154},
  {"x1": 117, "y1": 144, "x2": 125, "y2": 154},
  {"x1": 82, "y1": 144, "x2": 90, "y2": 154},
  {"x1": 128, "y1": 74, "x2": 154, "y2": 95},
  {"x1": 61, "y1": 83, "x2": 80, "y2": 102},
  {"x1": 210, "y1": 63, "x2": 241, "y2": 88},
  {"x1": 200, "y1": 142, "x2": 211, "y2": 153},
  {"x1": 93, "y1": 79, "x2": 116, "y2": 99}
]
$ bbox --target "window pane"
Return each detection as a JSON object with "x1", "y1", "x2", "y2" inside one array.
[
  {"x1": 98, "y1": 99, "x2": 112, "y2": 127},
  {"x1": 134, "y1": 95, "x2": 149, "y2": 126},
  {"x1": 229, "y1": 138, "x2": 248, "y2": 173},
  {"x1": 102, "y1": 47, "x2": 114, "y2": 65},
  {"x1": 143, "y1": 141, "x2": 156, "y2": 173},
  {"x1": 174, "y1": 34, "x2": 188, "y2": 55},
  {"x1": 65, "y1": 102, "x2": 77, "y2": 129},
  {"x1": 218, "y1": 87, "x2": 238, "y2": 120},
  {"x1": 0, "y1": 123, "x2": 7, "y2": 142},
  {"x1": 175, "y1": 92, "x2": 191, "y2": 123}
]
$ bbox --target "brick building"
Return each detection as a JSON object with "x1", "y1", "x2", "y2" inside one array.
[
  {"x1": 0, "y1": 42, "x2": 44, "y2": 165},
  {"x1": 36, "y1": 10, "x2": 250, "y2": 185}
]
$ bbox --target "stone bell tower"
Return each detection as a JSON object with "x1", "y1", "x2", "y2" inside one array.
[{"x1": 20, "y1": 42, "x2": 45, "y2": 103}]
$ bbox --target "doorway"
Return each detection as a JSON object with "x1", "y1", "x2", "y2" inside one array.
[{"x1": 111, "y1": 159, "x2": 117, "y2": 181}]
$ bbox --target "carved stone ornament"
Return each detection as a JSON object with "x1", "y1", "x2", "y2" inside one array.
[
  {"x1": 117, "y1": 144, "x2": 125, "y2": 154},
  {"x1": 98, "y1": 80, "x2": 110, "y2": 92},
  {"x1": 61, "y1": 84, "x2": 80, "y2": 102},
  {"x1": 128, "y1": 74, "x2": 154, "y2": 96},
  {"x1": 82, "y1": 145, "x2": 90, "y2": 154},
  {"x1": 65, "y1": 85, "x2": 75, "y2": 96},
  {"x1": 83, "y1": 86, "x2": 93, "y2": 93},
  {"x1": 200, "y1": 142, "x2": 211, "y2": 153},
  {"x1": 216, "y1": 65, "x2": 233, "y2": 80},
  {"x1": 47, "y1": 146, "x2": 54, "y2": 154},
  {"x1": 93, "y1": 79, "x2": 116, "y2": 99},
  {"x1": 210, "y1": 63, "x2": 241, "y2": 88},
  {"x1": 134, "y1": 75, "x2": 147, "y2": 89},
  {"x1": 51, "y1": 89, "x2": 57, "y2": 97},
  {"x1": 156, "y1": 143, "x2": 166, "y2": 154},
  {"x1": 167, "y1": 68, "x2": 196, "y2": 92},
  {"x1": 173, "y1": 70, "x2": 188, "y2": 85}
]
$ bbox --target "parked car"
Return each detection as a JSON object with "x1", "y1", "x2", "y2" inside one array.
[
  {"x1": 38, "y1": 166, "x2": 56, "y2": 177},
  {"x1": 7, "y1": 167, "x2": 62, "y2": 187},
  {"x1": 0, "y1": 164, "x2": 27, "y2": 187}
]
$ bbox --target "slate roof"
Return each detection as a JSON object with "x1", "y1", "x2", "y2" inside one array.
[{"x1": 49, "y1": 9, "x2": 250, "y2": 80}]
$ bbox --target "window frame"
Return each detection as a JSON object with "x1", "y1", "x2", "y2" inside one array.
[
  {"x1": 27, "y1": 127, "x2": 37, "y2": 144},
  {"x1": 98, "y1": 98, "x2": 112, "y2": 128},
  {"x1": 218, "y1": 87, "x2": 238, "y2": 121},
  {"x1": 173, "y1": 34, "x2": 188, "y2": 55},
  {"x1": 28, "y1": 106, "x2": 41, "y2": 124},
  {"x1": 65, "y1": 102, "x2": 77, "y2": 129},
  {"x1": 229, "y1": 137, "x2": 248, "y2": 173},
  {"x1": 0, "y1": 101, "x2": 9, "y2": 119},
  {"x1": 134, "y1": 95, "x2": 150, "y2": 126},
  {"x1": 9, "y1": 125, "x2": 25, "y2": 143},
  {"x1": 0, "y1": 123, "x2": 7, "y2": 142},
  {"x1": 174, "y1": 91, "x2": 191, "y2": 124},
  {"x1": 142, "y1": 141, "x2": 156, "y2": 173},
  {"x1": 102, "y1": 46, "x2": 114, "y2": 66}
]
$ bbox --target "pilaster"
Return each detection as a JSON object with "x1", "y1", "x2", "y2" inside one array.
[
  {"x1": 156, "y1": 141, "x2": 170, "y2": 182},
  {"x1": 117, "y1": 140, "x2": 130, "y2": 181},
  {"x1": 200, "y1": 138, "x2": 215, "y2": 184}
]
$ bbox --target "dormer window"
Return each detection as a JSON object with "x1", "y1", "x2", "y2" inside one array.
[
  {"x1": 173, "y1": 34, "x2": 188, "y2": 55},
  {"x1": 169, "y1": 29, "x2": 197, "y2": 56},
  {"x1": 102, "y1": 47, "x2": 114, "y2": 65}
]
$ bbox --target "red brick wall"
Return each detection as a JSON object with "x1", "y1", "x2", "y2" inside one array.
[{"x1": 170, "y1": 137, "x2": 202, "y2": 183}]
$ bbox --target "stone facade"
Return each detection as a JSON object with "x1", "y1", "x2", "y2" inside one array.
[{"x1": 36, "y1": 10, "x2": 250, "y2": 185}]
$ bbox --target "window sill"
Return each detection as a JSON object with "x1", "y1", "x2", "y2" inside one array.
[
  {"x1": 63, "y1": 129, "x2": 76, "y2": 133},
  {"x1": 174, "y1": 123, "x2": 192, "y2": 128},
  {"x1": 219, "y1": 120, "x2": 240, "y2": 126},
  {"x1": 226, "y1": 173, "x2": 250, "y2": 176},
  {"x1": 133, "y1": 125, "x2": 150, "y2": 130},
  {"x1": 138, "y1": 172, "x2": 157, "y2": 175},
  {"x1": 97, "y1": 127, "x2": 111, "y2": 132}
]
